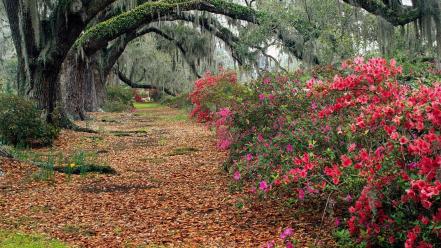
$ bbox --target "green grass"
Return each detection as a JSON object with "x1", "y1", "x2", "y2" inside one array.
[
  {"x1": 161, "y1": 112, "x2": 188, "y2": 122},
  {"x1": 0, "y1": 229, "x2": 68, "y2": 248},
  {"x1": 133, "y1": 102, "x2": 162, "y2": 109}
]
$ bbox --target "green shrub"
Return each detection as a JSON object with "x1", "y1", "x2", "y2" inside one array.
[
  {"x1": 102, "y1": 85, "x2": 133, "y2": 112},
  {"x1": 160, "y1": 94, "x2": 192, "y2": 110},
  {"x1": 102, "y1": 100, "x2": 131, "y2": 112},
  {"x1": 0, "y1": 94, "x2": 59, "y2": 147}
]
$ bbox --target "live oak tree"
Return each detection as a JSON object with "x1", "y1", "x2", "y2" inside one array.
[{"x1": 0, "y1": 0, "x2": 263, "y2": 124}]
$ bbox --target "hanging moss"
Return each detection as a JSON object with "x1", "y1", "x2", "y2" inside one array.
[{"x1": 75, "y1": 0, "x2": 260, "y2": 53}]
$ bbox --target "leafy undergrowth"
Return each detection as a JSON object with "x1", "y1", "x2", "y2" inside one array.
[
  {"x1": 0, "y1": 229, "x2": 68, "y2": 248},
  {"x1": 0, "y1": 103, "x2": 335, "y2": 247}
]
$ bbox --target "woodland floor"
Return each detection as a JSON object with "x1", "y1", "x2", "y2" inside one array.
[{"x1": 0, "y1": 103, "x2": 335, "y2": 248}]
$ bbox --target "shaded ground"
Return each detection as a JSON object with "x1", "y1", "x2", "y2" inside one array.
[{"x1": 0, "y1": 104, "x2": 335, "y2": 247}]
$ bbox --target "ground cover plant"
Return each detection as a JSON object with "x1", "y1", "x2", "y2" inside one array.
[{"x1": 190, "y1": 58, "x2": 441, "y2": 247}]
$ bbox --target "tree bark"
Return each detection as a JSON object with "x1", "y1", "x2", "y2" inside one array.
[{"x1": 61, "y1": 50, "x2": 86, "y2": 120}]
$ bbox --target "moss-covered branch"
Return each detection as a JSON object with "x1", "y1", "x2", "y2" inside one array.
[
  {"x1": 342, "y1": 0, "x2": 421, "y2": 26},
  {"x1": 75, "y1": 0, "x2": 260, "y2": 55}
]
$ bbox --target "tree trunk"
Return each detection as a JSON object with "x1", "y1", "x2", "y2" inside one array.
[
  {"x1": 85, "y1": 54, "x2": 104, "y2": 112},
  {"x1": 61, "y1": 50, "x2": 87, "y2": 120}
]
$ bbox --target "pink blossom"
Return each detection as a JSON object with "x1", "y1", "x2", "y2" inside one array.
[
  {"x1": 217, "y1": 139, "x2": 231, "y2": 150},
  {"x1": 354, "y1": 56, "x2": 364, "y2": 65},
  {"x1": 335, "y1": 218, "x2": 341, "y2": 227},
  {"x1": 286, "y1": 144, "x2": 293, "y2": 153},
  {"x1": 218, "y1": 108, "x2": 231, "y2": 118},
  {"x1": 233, "y1": 171, "x2": 241, "y2": 181},
  {"x1": 259, "y1": 181, "x2": 268, "y2": 191},
  {"x1": 263, "y1": 77, "x2": 271, "y2": 84},
  {"x1": 298, "y1": 189, "x2": 305, "y2": 200},
  {"x1": 348, "y1": 143, "x2": 356, "y2": 152},
  {"x1": 280, "y1": 227, "x2": 294, "y2": 240},
  {"x1": 246, "y1": 153, "x2": 253, "y2": 161},
  {"x1": 259, "y1": 94, "x2": 266, "y2": 101}
]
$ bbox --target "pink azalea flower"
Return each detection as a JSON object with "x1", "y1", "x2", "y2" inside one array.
[
  {"x1": 218, "y1": 108, "x2": 231, "y2": 118},
  {"x1": 246, "y1": 153, "x2": 253, "y2": 161},
  {"x1": 218, "y1": 139, "x2": 231, "y2": 150},
  {"x1": 286, "y1": 242, "x2": 294, "y2": 248},
  {"x1": 286, "y1": 144, "x2": 293, "y2": 153},
  {"x1": 335, "y1": 218, "x2": 341, "y2": 227},
  {"x1": 354, "y1": 56, "x2": 364, "y2": 65},
  {"x1": 263, "y1": 77, "x2": 271, "y2": 84},
  {"x1": 259, "y1": 94, "x2": 266, "y2": 101},
  {"x1": 298, "y1": 189, "x2": 305, "y2": 200},
  {"x1": 233, "y1": 171, "x2": 241, "y2": 181},
  {"x1": 280, "y1": 227, "x2": 294, "y2": 239},
  {"x1": 259, "y1": 181, "x2": 268, "y2": 191},
  {"x1": 348, "y1": 143, "x2": 356, "y2": 152}
]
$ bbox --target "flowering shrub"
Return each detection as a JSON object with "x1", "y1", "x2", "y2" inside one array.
[
  {"x1": 192, "y1": 58, "x2": 441, "y2": 247},
  {"x1": 189, "y1": 70, "x2": 250, "y2": 150},
  {"x1": 133, "y1": 90, "x2": 143, "y2": 103},
  {"x1": 189, "y1": 70, "x2": 242, "y2": 123}
]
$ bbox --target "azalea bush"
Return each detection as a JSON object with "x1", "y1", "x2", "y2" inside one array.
[
  {"x1": 191, "y1": 58, "x2": 441, "y2": 247},
  {"x1": 189, "y1": 70, "x2": 249, "y2": 123}
]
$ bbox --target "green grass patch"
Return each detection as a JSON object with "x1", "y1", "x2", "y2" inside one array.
[
  {"x1": 133, "y1": 103, "x2": 162, "y2": 110},
  {"x1": 51, "y1": 164, "x2": 116, "y2": 175},
  {"x1": 12, "y1": 149, "x2": 115, "y2": 177},
  {"x1": 0, "y1": 229, "x2": 68, "y2": 248},
  {"x1": 161, "y1": 112, "x2": 188, "y2": 122},
  {"x1": 139, "y1": 157, "x2": 166, "y2": 165},
  {"x1": 110, "y1": 130, "x2": 148, "y2": 137}
]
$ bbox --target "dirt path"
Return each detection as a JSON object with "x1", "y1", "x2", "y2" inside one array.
[{"x1": 0, "y1": 104, "x2": 334, "y2": 247}]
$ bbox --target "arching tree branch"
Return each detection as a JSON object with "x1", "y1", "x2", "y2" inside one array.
[
  {"x1": 116, "y1": 69, "x2": 176, "y2": 96},
  {"x1": 75, "y1": 0, "x2": 259, "y2": 55},
  {"x1": 342, "y1": 0, "x2": 421, "y2": 26}
]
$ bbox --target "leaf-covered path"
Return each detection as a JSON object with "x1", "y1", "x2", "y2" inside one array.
[{"x1": 0, "y1": 104, "x2": 334, "y2": 247}]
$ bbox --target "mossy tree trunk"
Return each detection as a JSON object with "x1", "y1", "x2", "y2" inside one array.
[{"x1": 2, "y1": 0, "x2": 117, "y2": 124}]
